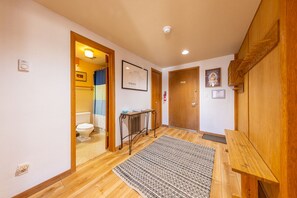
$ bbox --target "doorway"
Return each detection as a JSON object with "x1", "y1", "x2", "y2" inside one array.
[
  {"x1": 71, "y1": 32, "x2": 115, "y2": 171},
  {"x1": 151, "y1": 68, "x2": 162, "y2": 128},
  {"x1": 169, "y1": 67, "x2": 199, "y2": 131}
]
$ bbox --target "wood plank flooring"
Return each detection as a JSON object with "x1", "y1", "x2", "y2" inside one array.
[{"x1": 30, "y1": 127, "x2": 241, "y2": 198}]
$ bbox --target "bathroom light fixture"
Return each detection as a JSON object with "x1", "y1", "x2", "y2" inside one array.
[
  {"x1": 163, "y1": 25, "x2": 172, "y2": 34},
  {"x1": 182, "y1": 49, "x2": 189, "y2": 55},
  {"x1": 84, "y1": 49, "x2": 94, "y2": 58}
]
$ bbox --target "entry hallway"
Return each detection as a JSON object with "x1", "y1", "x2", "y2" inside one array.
[{"x1": 30, "y1": 127, "x2": 240, "y2": 198}]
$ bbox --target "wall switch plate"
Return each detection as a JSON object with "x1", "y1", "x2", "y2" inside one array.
[
  {"x1": 18, "y1": 59, "x2": 30, "y2": 72},
  {"x1": 15, "y1": 163, "x2": 29, "y2": 176}
]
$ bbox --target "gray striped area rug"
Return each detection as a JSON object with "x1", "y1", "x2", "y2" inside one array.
[{"x1": 113, "y1": 135, "x2": 215, "y2": 198}]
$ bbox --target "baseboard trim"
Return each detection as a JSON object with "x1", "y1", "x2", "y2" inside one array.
[
  {"x1": 13, "y1": 169, "x2": 72, "y2": 198},
  {"x1": 201, "y1": 131, "x2": 226, "y2": 138},
  {"x1": 162, "y1": 124, "x2": 169, "y2": 127}
]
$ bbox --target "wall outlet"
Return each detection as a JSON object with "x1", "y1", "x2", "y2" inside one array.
[
  {"x1": 18, "y1": 59, "x2": 30, "y2": 72},
  {"x1": 15, "y1": 163, "x2": 29, "y2": 176}
]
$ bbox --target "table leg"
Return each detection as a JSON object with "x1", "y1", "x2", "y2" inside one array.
[
  {"x1": 119, "y1": 115, "x2": 123, "y2": 150},
  {"x1": 145, "y1": 112, "x2": 149, "y2": 135},
  {"x1": 154, "y1": 111, "x2": 157, "y2": 138},
  {"x1": 128, "y1": 116, "x2": 132, "y2": 155}
]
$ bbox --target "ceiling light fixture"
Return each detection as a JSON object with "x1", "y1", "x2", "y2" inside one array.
[
  {"x1": 182, "y1": 49, "x2": 189, "y2": 55},
  {"x1": 163, "y1": 25, "x2": 172, "y2": 34},
  {"x1": 84, "y1": 49, "x2": 94, "y2": 58}
]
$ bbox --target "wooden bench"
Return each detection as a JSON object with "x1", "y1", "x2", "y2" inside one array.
[{"x1": 225, "y1": 130, "x2": 279, "y2": 198}]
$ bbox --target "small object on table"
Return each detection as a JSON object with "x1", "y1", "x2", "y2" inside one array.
[{"x1": 119, "y1": 109, "x2": 157, "y2": 155}]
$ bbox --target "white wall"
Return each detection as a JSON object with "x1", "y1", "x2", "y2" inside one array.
[
  {"x1": 162, "y1": 55, "x2": 235, "y2": 135},
  {"x1": 0, "y1": 1, "x2": 161, "y2": 197}
]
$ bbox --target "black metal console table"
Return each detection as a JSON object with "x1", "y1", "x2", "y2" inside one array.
[{"x1": 119, "y1": 109, "x2": 157, "y2": 155}]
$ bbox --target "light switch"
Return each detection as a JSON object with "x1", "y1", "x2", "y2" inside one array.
[{"x1": 18, "y1": 59, "x2": 30, "y2": 72}]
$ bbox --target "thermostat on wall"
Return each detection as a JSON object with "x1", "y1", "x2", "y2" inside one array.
[{"x1": 18, "y1": 59, "x2": 30, "y2": 72}]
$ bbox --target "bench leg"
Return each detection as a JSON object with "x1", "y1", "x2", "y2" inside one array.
[{"x1": 241, "y1": 175, "x2": 258, "y2": 198}]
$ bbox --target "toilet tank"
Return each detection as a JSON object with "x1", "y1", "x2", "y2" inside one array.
[{"x1": 76, "y1": 112, "x2": 91, "y2": 125}]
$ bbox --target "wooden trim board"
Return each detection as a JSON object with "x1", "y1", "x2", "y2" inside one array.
[{"x1": 13, "y1": 170, "x2": 71, "y2": 198}]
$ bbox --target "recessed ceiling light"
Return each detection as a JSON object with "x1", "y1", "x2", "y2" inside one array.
[
  {"x1": 163, "y1": 26, "x2": 172, "y2": 34},
  {"x1": 84, "y1": 49, "x2": 94, "y2": 58},
  {"x1": 182, "y1": 49, "x2": 189, "y2": 55}
]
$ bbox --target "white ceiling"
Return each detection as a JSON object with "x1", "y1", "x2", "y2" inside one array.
[{"x1": 35, "y1": 0, "x2": 260, "y2": 67}]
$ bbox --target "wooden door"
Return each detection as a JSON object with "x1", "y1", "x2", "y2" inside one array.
[
  {"x1": 151, "y1": 69, "x2": 162, "y2": 129},
  {"x1": 169, "y1": 67, "x2": 199, "y2": 130}
]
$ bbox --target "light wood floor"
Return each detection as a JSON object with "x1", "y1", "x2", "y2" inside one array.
[{"x1": 30, "y1": 127, "x2": 241, "y2": 198}]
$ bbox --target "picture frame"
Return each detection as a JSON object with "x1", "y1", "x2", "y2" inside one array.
[
  {"x1": 212, "y1": 89, "x2": 225, "y2": 99},
  {"x1": 75, "y1": 71, "x2": 87, "y2": 82},
  {"x1": 122, "y1": 60, "x2": 148, "y2": 91},
  {"x1": 205, "y1": 68, "x2": 221, "y2": 87}
]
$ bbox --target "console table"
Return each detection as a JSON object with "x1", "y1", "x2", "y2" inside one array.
[{"x1": 119, "y1": 109, "x2": 157, "y2": 155}]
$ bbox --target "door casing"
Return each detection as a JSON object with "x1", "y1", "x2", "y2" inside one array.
[
  {"x1": 151, "y1": 68, "x2": 162, "y2": 128},
  {"x1": 70, "y1": 32, "x2": 116, "y2": 172}
]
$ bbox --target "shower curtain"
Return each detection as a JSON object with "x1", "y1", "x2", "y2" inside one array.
[{"x1": 93, "y1": 69, "x2": 106, "y2": 130}]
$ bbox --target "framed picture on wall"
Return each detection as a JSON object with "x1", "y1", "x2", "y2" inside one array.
[
  {"x1": 205, "y1": 68, "x2": 221, "y2": 87},
  {"x1": 212, "y1": 89, "x2": 225, "y2": 99},
  {"x1": 122, "y1": 60, "x2": 148, "y2": 91},
  {"x1": 75, "y1": 71, "x2": 87, "y2": 82}
]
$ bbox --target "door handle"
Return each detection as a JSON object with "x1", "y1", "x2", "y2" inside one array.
[{"x1": 191, "y1": 102, "x2": 196, "y2": 107}]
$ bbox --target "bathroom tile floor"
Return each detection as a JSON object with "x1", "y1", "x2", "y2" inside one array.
[{"x1": 76, "y1": 131, "x2": 106, "y2": 166}]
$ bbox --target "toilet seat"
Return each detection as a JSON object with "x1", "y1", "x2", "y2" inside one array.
[{"x1": 76, "y1": 123, "x2": 94, "y2": 132}]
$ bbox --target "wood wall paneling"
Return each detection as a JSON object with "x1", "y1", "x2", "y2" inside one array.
[
  {"x1": 249, "y1": 0, "x2": 279, "y2": 50},
  {"x1": 249, "y1": 45, "x2": 281, "y2": 197},
  {"x1": 235, "y1": 0, "x2": 281, "y2": 197}
]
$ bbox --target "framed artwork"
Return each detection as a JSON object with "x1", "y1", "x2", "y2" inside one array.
[
  {"x1": 205, "y1": 68, "x2": 221, "y2": 87},
  {"x1": 212, "y1": 89, "x2": 225, "y2": 99},
  {"x1": 122, "y1": 60, "x2": 148, "y2": 91},
  {"x1": 75, "y1": 71, "x2": 87, "y2": 82}
]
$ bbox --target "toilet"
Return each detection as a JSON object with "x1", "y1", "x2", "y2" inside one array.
[{"x1": 76, "y1": 112, "x2": 94, "y2": 141}]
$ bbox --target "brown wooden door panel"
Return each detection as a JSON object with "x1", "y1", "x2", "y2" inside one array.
[
  {"x1": 169, "y1": 68, "x2": 199, "y2": 130},
  {"x1": 151, "y1": 69, "x2": 162, "y2": 128}
]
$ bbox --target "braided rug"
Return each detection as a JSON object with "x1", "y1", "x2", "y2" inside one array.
[{"x1": 113, "y1": 135, "x2": 215, "y2": 198}]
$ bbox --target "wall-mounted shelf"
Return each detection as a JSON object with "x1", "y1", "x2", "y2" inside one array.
[
  {"x1": 75, "y1": 85, "x2": 94, "y2": 90},
  {"x1": 236, "y1": 20, "x2": 279, "y2": 76},
  {"x1": 228, "y1": 59, "x2": 243, "y2": 87},
  {"x1": 228, "y1": 20, "x2": 279, "y2": 93}
]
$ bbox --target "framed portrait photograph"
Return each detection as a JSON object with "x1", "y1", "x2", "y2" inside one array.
[
  {"x1": 122, "y1": 60, "x2": 148, "y2": 91},
  {"x1": 212, "y1": 89, "x2": 225, "y2": 99},
  {"x1": 75, "y1": 71, "x2": 87, "y2": 82},
  {"x1": 205, "y1": 68, "x2": 221, "y2": 87}
]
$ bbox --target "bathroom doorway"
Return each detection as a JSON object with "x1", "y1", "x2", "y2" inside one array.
[{"x1": 70, "y1": 32, "x2": 115, "y2": 170}]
